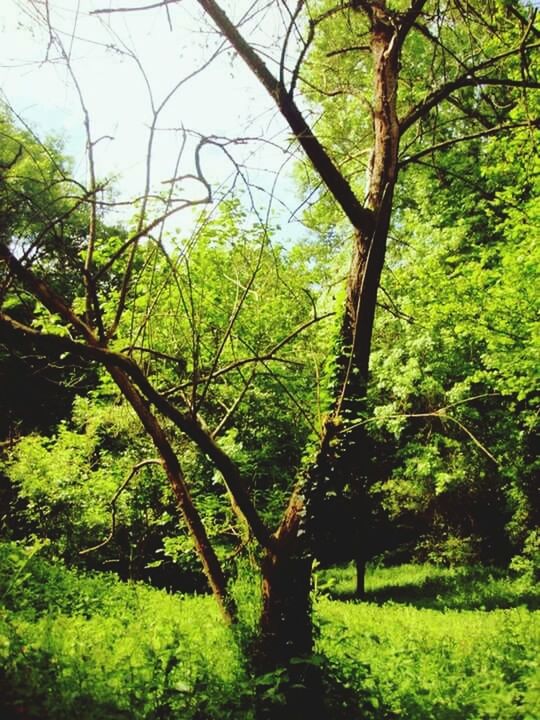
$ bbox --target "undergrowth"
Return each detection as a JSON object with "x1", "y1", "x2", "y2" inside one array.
[
  {"x1": 0, "y1": 541, "x2": 252, "y2": 719},
  {"x1": 0, "y1": 541, "x2": 538, "y2": 719},
  {"x1": 317, "y1": 599, "x2": 539, "y2": 719},
  {"x1": 315, "y1": 561, "x2": 540, "y2": 610}
]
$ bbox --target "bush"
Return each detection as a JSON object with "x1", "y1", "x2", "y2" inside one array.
[
  {"x1": 0, "y1": 541, "x2": 253, "y2": 720},
  {"x1": 317, "y1": 599, "x2": 540, "y2": 720}
]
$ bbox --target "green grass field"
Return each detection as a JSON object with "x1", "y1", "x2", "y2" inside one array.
[{"x1": 1, "y1": 542, "x2": 538, "y2": 719}]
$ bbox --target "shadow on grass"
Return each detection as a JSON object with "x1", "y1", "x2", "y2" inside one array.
[{"x1": 326, "y1": 566, "x2": 539, "y2": 611}]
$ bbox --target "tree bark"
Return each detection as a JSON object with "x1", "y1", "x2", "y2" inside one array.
[
  {"x1": 258, "y1": 492, "x2": 312, "y2": 667},
  {"x1": 255, "y1": 491, "x2": 326, "y2": 720},
  {"x1": 332, "y1": 7, "x2": 401, "y2": 597}
]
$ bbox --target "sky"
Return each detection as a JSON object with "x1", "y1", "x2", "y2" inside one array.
[
  {"x1": 3, "y1": 0, "x2": 537, "y2": 235},
  {"x1": 0, "y1": 0, "x2": 302, "y2": 234}
]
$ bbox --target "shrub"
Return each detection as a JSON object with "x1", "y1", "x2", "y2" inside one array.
[{"x1": 0, "y1": 541, "x2": 253, "y2": 720}]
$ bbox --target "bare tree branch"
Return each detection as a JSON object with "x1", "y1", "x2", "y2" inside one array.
[
  {"x1": 196, "y1": 0, "x2": 375, "y2": 233},
  {"x1": 212, "y1": 365, "x2": 257, "y2": 439},
  {"x1": 79, "y1": 459, "x2": 163, "y2": 555},
  {"x1": 343, "y1": 394, "x2": 501, "y2": 465},
  {"x1": 400, "y1": 120, "x2": 538, "y2": 166},
  {"x1": 92, "y1": 1, "x2": 179, "y2": 15},
  {"x1": 0, "y1": 307, "x2": 275, "y2": 552},
  {"x1": 0, "y1": 289, "x2": 274, "y2": 552},
  {"x1": 31, "y1": 1, "x2": 105, "y2": 339},
  {"x1": 166, "y1": 310, "x2": 333, "y2": 393},
  {"x1": 401, "y1": 41, "x2": 540, "y2": 133}
]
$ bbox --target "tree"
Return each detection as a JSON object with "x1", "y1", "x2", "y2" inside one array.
[
  {"x1": 1, "y1": 1, "x2": 538, "y2": 711},
  {"x1": 365, "y1": 119, "x2": 539, "y2": 567}
]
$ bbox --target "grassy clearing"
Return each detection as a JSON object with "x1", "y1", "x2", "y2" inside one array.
[
  {"x1": 315, "y1": 562, "x2": 540, "y2": 610},
  {"x1": 0, "y1": 542, "x2": 252, "y2": 720},
  {"x1": 0, "y1": 542, "x2": 538, "y2": 719},
  {"x1": 317, "y1": 600, "x2": 539, "y2": 719},
  {"x1": 314, "y1": 563, "x2": 539, "y2": 719}
]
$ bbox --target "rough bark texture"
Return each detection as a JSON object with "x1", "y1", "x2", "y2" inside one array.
[
  {"x1": 330, "y1": 7, "x2": 401, "y2": 598},
  {"x1": 256, "y1": 489, "x2": 323, "y2": 720},
  {"x1": 259, "y1": 552, "x2": 312, "y2": 666},
  {"x1": 255, "y1": 3, "x2": 402, "y2": 670}
]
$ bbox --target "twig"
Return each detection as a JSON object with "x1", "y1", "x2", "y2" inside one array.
[
  {"x1": 343, "y1": 393, "x2": 501, "y2": 465},
  {"x1": 79, "y1": 459, "x2": 163, "y2": 555}
]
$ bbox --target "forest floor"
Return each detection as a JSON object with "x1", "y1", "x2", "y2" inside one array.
[{"x1": 0, "y1": 542, "x2": 538, "y2": 719}]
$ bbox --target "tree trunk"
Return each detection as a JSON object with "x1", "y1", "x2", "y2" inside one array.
[
  {"x1": 259, "y1": 550, "x2": 313, "y2": 666},
  {"x1": 253, "y1": 488, "x2": 324, "y2": 719},
  {"x1": 256, "y1": 492, "x2": 312, "y2": 667},
  {"x1": 355, "y1": 554, "x2": 367, "y2": 600},
  {"x1": 257, "y1": 550, "x2": 325, "y2": 720},
  {"x1": 329, "y1": 7, "x2": 400, "y2": 585}
]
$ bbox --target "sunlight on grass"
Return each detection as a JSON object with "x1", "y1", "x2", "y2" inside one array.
[
  {"x1": 315, "y1": 562, "x2": 540, "y2": 610},
  {"x1": 317, "y1": 599, "x2": 540, "y2": 720},
  {"x1": 1, "y1": 543, "x2": 539, "y2": 719}
]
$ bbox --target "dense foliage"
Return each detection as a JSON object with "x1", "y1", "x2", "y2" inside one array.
[
  {"x1": 1, "y1": 541, "x2": 538, "y2": 719},
  {"x1": 1, "y1": 1, "x2": 539, "y2": 716},
  {"x1": 365, "y1": 121, "x2": 540, "y2": 568},
  {"x1": 293, "y1": 0, "x2": 540, "y2": 571}
]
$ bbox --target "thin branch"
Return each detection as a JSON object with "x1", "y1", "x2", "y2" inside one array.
[
  {"x1": 212, "y1": 365, "x2": 257, "y2": 438},
  {"x1": 289, "y1": 5, "x2": 315, "y2": 97},
  {"x1": 438, "y1": 413, "x2": 499, "y2": 466},
  {"x1": 196, "y1": 227, "x2": 267, "y2": 413},
  {"x1": 342, "y1": 394, "x2": 502, "y2": 465},
  {"x1": 400, "y1": 41, "x2": 540, "y2": 133},
  {"x1": 93, "y1": 197, "x2": 210, "y2": 282},
  {"x1": 234, "y1": 334, "x2": 320, "y2": 439},
  {"x1": 79, "y1": 459, "x2": 163, "y2": 555},
  {"x1": 103, "y1": 33, "x2": 225, "y2": 341},
  {"x1": 0, "y1": 304, "x2": 274, "y2": 551},
  {"x1": 91, "y1": 1, "x2": 179, "y2": 14},
  {"x1": 35, "y1": 4, "x2": 105, "y2": 339},
  {"x1": 121, "y1": 344, "x2": 187, "y2": 367},
  {"x1": 166, "y1": 311, "x2": 333, "y2": 393},
  {"x1": 279, "y1": 0, "x2": 304, "y2": 90},
  {"x1": 326, "y1": 44, "x2": 370, "y2": 58},
  {"x1": 400, "y1": 120, "x2": 538, "y2": 166}
]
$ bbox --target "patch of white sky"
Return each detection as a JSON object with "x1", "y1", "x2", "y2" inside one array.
[{"x1": 0, "y1": 0, "x2": 312, "y2": 240}]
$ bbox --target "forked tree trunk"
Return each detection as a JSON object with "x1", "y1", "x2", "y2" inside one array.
[
  {"x1": 256, "y1": 9, "x2": 401, "y2": 677},
  {"x1": 193, "y1": 1, "x2": 402, "y2": 678}
]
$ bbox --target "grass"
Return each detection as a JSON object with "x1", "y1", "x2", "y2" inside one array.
[
  {"x1": 0, "y1": 541, "x2": 252, "y2": 720},
  {"x1": 317, "y1": 600, "x2": 539, "y2": 719},
  {"x1": 0, "y1": 542, "x2": 539, "y2": 719},
  {"x1": 314, "y1": 561, "x2": 540, "y2": 610}
]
